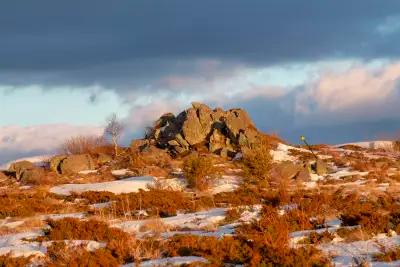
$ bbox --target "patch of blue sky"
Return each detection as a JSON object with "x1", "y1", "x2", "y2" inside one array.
[{"x1": 0, "y1": 85, "x2": 130, "y2": 126}]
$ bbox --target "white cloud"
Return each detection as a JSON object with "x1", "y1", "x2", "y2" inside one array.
[
  {"x1": 296, "y1": 61, "x2": 400, "y2": 124},
  {"x1": 0, "y1": 124, "x2": 103, "y2": 163}
]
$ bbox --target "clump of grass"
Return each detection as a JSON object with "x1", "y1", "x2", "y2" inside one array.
[
  {"x1": 60, "y1": 135, "x2": 108, "y2": 156},
  {"x1": 183, "y1": 154, "x2": 216, "y2": 191}
]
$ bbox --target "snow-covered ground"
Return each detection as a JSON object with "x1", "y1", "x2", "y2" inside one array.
[
  {"x1": 114, "y1": 208, "x2": 227, "y2": 234},
  {"x1": 210, "y1": 175, "x2": 241, "y2": 194},
  {"x1": 0, "y1": 231, "x2": 45, "y2": 258},
  {"x1": 49, "y1": 176, "x2": 155, "y2": 195},
  {"x1": 319, "y1": 235, "x2": 400, "y2": 267},
  {"x1": 337, "y1": 140, "x2": 394, "y2": 150}
]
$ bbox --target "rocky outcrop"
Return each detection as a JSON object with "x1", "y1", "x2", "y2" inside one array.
[
  {"x1": 50, "y1": 154, "x2": 95, "y2": 175},
  {"x1": 147, "y1": 102, "x2": 264, "y2": 156}
]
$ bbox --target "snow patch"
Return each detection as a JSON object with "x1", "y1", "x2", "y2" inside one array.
[
  {"x1": 49, "y1": 176, "x2": 155, "y2": 196},
  {"x1": 211, "y1": 175, "x2": 241, "y2": 194},
  {"x1": 114, "y1": 208, "x2": 227, "y2": 234}
]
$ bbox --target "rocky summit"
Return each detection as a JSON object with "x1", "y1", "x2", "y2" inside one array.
[{"x1": 148, "y1": 102, "x2": 265, "y2": 156}]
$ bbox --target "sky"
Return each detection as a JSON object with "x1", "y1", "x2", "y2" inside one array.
[{"x1": 2, "y1": 1, "x2": 400, "y2": 163}]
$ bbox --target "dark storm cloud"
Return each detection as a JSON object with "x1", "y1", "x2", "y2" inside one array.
[{"x1": 1, "y1": 1, "x2": 400, "y2": 77}]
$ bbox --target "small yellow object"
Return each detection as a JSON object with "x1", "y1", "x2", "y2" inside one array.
[{"x1": 300, "y1": 135, "x2": 306, "y2": 142}]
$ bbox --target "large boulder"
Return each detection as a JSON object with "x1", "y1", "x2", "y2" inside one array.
[
  {"x1": 20, "y1": 168, "x2": 46, "y2": 183},
  {"x1": 8, "y1": 161, "x2": 36, "y2": 180},
  {"x1": 271, "y1": 161, "x2": 311, "y2": 181},
  {"x1": 50, "y1": 154, "x2": 95, "y2": 175},
  {"x1": 59, "y1": 154, "x2": 95, "y2": 175}
]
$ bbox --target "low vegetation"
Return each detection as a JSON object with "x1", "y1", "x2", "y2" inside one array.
[
  {"x1": 165, "y1": 206, "x2": 330, "y2": 266},
  {"x1": 183, "y1": 153, "x2": 216, "y2": 191},
  {"x1": 241, "y1": 141, "x2": 272, "y2": 184},
  {"x1": 60, "y1": 135, "x2": 109, "y2": 156},
  {"x1": 0, "y1": 190, "x2": 82, "y2": 219}
]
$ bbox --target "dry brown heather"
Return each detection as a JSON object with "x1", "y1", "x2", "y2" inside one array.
[
  {"x1": 60, "y1": 135, "x2": 113, "y2": 156},
  {"x1": 43, "y1": 218, "x2": 163, "y2": 265},
  {"x1": 164, "y1": 206, "x2": 330, "y2": 266},
  {"x1": 0, "y1": 254, "x2": 34, "y2": 267},
  {"x1": 0, "y1": 190, "x2": 84, "y2": 219}
]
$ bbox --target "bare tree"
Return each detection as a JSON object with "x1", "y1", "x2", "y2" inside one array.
[{"x1": 104, "y1": 113, "x2": 124, "y2": 156}]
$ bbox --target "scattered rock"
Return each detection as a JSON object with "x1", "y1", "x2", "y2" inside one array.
[{"x1": 271, "y1": 161, "x2": 311, "y2": 181}]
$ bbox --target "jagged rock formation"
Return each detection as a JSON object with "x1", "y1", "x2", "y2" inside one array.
[{"x1": 148, "y1": 102, "x2": 265, "y2": 156}]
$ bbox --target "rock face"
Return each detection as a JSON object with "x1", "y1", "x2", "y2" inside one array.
[
  {"x1": 50, "y1": 154, "x2": 95, "y2": 175},
  {"x1": 148, "y1": 102, "x2": 264, "y2": 156}
]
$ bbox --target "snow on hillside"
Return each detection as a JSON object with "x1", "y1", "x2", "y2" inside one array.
[
  {"x1": 49, "y1": 176, "x2": 155, "y2": 195},
  {"x1": 337, "y1": 140, "x2": 394, "y2": 150}
]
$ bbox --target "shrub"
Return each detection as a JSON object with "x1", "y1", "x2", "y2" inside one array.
[
  {"x1": 0, "y1": 254, "x2": 33, "y2": 267},
  {"x1": 60, "y1": 135, "x2": 106, "y2": 155},
  {"x1": 340, "y1": 205, "x2": 390, "y2": 235},
  {"x1": 183, "y1": 154, "x2": 216, "y2": 191},
  {"x1": 241, "y1": 141, "x2": 272, "y2": 183},
  {"x1": 0, "y1": 191, "x2": 80, "y2": 219},
  {"x1": 46, "y1": 242, "x2": 120, "y2": 267}
]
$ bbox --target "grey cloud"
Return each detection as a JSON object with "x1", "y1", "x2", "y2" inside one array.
[{"x1": 1, "y1": 1, "x2": 400, "y2": 79}]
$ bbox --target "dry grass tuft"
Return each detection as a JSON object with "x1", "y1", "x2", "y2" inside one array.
[{"x1": 60, "y1": 135, "x2": 108, "y2": 156}]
